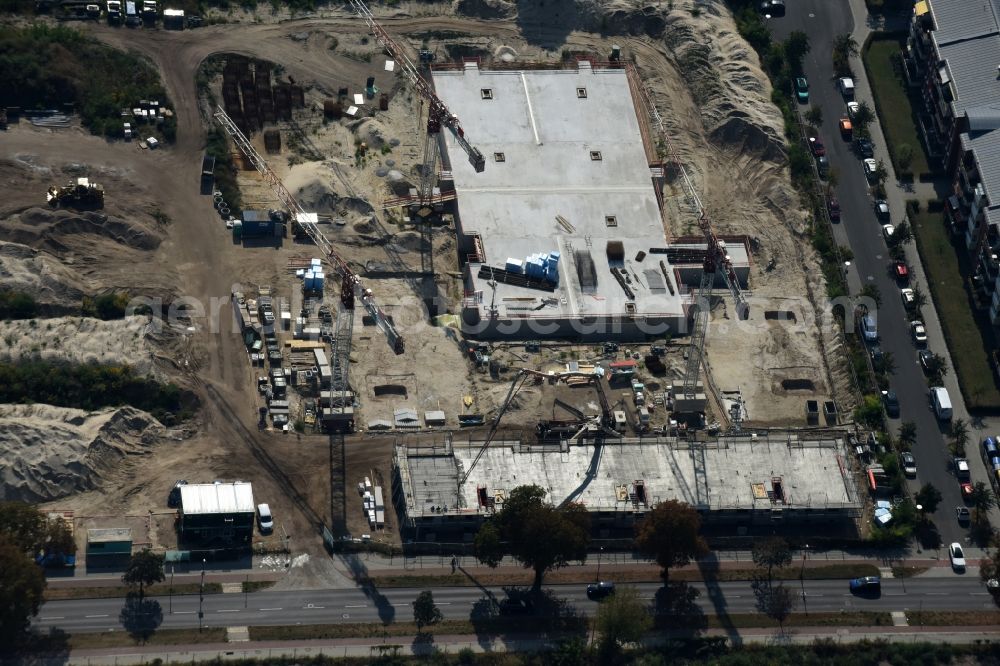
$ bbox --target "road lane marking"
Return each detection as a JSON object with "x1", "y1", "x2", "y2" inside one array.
[
  {"x1": 344, "y1": 604, "x2": 366, "y2": 608},
  {"x1": 927, "y1": 593, "x2": 947, "y2": 596},
  {"x1": 85, "y1": 614, "x2": 108, "y2": 618},
  {"x1": 217, "y1": 609, "x2": 241, "y2": 613},
  {"x1": 40, "y1": 617, "x2": 64, "y2": 620},
  {"x1": 437, "y1": 602, "x2": 452, "y2": 606},
  {"x1": 259, "y1": 607, "x2": 283, "y2": 611},
  {"x1": 175, "y1": 611, "x2": 195, "y2": 614}
]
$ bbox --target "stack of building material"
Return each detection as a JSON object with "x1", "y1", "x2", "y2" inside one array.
[{"x1": 505, "y1": 257, "x2": 524, "y2": 274}]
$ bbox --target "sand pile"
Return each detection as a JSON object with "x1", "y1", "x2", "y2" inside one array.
[
  {"x1": 0, "y1": 207, "x2": 162, "y2": 252},
  {"x1": 0, "y1": 315, "x2": 159, "y2": 378},
  {"x1": 0, "y1": 404, "x2": 166, "y2": 502},
  {"x1": 0, "y1": 241, "x2": 87, "y2": 313}
]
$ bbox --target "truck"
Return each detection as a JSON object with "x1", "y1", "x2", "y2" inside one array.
[
  {"x1": 200, "y1": 154, "x2": 215, "y2": 194},
  {"x1": 141, "y1": 0, "x2": 156, "y2": 18},
  {"x1": 930, "y1": 386, "x2": 952, "y2": 421},
  {"x1": 125, "y1": 1, "x2": 139, "y2": 26},
  {"x1": 106, "y1": 0, "x2": 122, "y2": 21}
]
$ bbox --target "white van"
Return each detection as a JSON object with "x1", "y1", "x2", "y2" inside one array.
[
  {"x1": 839, "y1": 77, "x2": 855, "y2": 98},
  {"x1": 257, "y1": 503, "x2": 273, "y2": 534},
  {"x1": 930, "y1": 386, "x2": 952, "y2": 421}
]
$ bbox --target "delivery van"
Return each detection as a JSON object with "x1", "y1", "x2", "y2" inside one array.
[{"x1": 930, "y1": 386, "x2": 952, "y2": 421}]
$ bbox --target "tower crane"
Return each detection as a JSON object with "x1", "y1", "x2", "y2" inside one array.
[
  {"x1": 458, "y1": 368, "x2": 620, "y2": 487},
  {"x1": 348, "y1": 0, "x2": 485, "y2": 274},
  {"x1": 637, "y1": 80, "x2": 749, "y2": 422}
]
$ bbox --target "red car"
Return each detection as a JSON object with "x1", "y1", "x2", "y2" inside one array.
[
  {"x1": 827, "y1": 197, "x2": 841, "y2": 221},
  {"x1": 961, "y1": 482, "x2": 974, "y2": 498},
  {"x1": 893, "y1": 261, "x2": 909, "y2": 280},
  {"x1": 809, "y1": 136, "x2": 826, "y2": 157}
]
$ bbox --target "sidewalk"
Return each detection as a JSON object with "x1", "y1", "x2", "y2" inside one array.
[{"x1": 55, "y1": 626, "x2": 1000, "y2": 665}]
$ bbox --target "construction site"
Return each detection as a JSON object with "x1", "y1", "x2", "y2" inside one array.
[{"x1": 0, "y1": 0, "x2": 865, "y2": 570}]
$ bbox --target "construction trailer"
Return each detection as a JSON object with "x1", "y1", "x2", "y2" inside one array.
[
  {"x1": 86, "y1": 527, "x2": 133, "y2": 568},
  {"x1": 178, "y1": 482, "x2": 255, "y2": 547}
]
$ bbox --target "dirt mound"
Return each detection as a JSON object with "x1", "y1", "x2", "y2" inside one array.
[
  {"x1": 0, "y1": 404, "x2": 166, "y2": 503},
  {"x1": 0, "y1": 207, "x2": 162, "y2": 252},
  {"x1": 294, "y1": 178, "x2": 375, "y2": 217},
  {"x1": 454, "y1": 0, "x2": 516, "y2": 20},
  {"x1": 0, "y1": 241, "x2": 87, "y2": 312},
  {"x1": 0, "y1": 315, "x2": 160, "y2": 378}
]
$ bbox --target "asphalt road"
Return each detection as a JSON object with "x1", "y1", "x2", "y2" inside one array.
[
  {"x1": 34, "y1": 578, "x2": 994, "y2": 633},
  {"x1": 769, "y1": 0, "x2": 968, "y2": 545}
]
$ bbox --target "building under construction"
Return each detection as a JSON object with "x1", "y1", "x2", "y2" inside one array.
[
  {"x1": 393, "y1": 434, "x2": 863, "y2": 537},
  {"x1": 433, "y1": 61, "x2": 750, "y2": 340}
]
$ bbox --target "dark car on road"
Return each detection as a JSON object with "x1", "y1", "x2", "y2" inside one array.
[
  {"x1": 856, "y1": 137, "x2": 875, "y2": 158},
  {"x1": 875, "y1": 199, "x2": 890, "y2": 222},
  {"x1": 587, "y1": 581, "x2": 616, "y2": 600},
  {"x1": 849, "y1": 576, "x2": 881, "y2": 595},
  {"x1": 809, "y1": 136, "x2": 826, "y2": 157},
  {"x1": 882, "y1": 389, "x2": 900, "y2": 418},
  {"x1": 498, "y1": 597, "x2": 534, "y2": 616},
  {"x1": 760, "y1": 0, "x2": 785, "y2": 16},
  {"x1": 827, "y1": 197, "x2": 841, "y2": 221},
  {"x1": 918, "y1": 349, "x2": 934, "y2": 373},
  {"x1": 795, "y1": 77, "x2": 809, "y2": 103}
]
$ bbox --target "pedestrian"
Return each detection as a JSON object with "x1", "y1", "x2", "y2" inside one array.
[{"x1": 451, "y1": 556, "x2": 457, "y2": 574}]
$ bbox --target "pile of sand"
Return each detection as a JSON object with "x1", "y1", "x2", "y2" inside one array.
[
  {"x1": 0, "y1": 207, "x2": 162, "y2": 253},
  {"x1": 0, "y1": 315, "x2": 159, "y2": 378},
  {"x1": 0, "y1": 240, "x2": 87, "y2": 313},
  {"x1": 0, "y1": 404, "x2": 166, "y2": 502}
]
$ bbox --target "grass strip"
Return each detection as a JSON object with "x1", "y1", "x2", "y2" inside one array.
[
  {"x1": 862, "y1": 34, "x2": 932, "y2": 178},
  {"x1": 366, "y1": 564, "x2": 879, "y2": 588},
  {"x1": 44, "y1": 582, "x2": 222, "y2": 601},
  {"x1": 66, "y1": 628, "x2": 228, "y2": 650},
  {"x1": 906, "y1": 610, "x2": 1000, "y2": 626},
  {"x1": 910, "y1": 204, "x2": 1000, "y2": 411},
  {"x1": 890, "y1": 566, "x2": 930, "y2": 578}
]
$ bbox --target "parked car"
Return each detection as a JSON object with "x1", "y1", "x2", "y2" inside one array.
[
  {"x1": 257, "y1": 503, "x2": 274, "y2": 534},
  {"x1": 987, "y1": 578, "x2": 999, "y2": 594},
  {"x1": 882, "y1": 224, "x2": 896, "y2": 241},
  {"x1": 816, "y1": 155, "x2": 830, "y2": 178},
  {"x1": 839, "y1": 117, "x2": 853, "y2": 139},
  {"x1": 955, "y1": 457, "x2": 972, "y2": 498},
  {"x1": 859, "y1": 313, "x2": 878, "y2": 342},
  {"x1": 846, "y1": 100, "x2": 860, "y2": 119},
  {"x1": 167, "y1": 479, "x2": 188, "y2": 508},
  {"x1": 918, "y1": 349, "x2": 934, "y2": 373},
  {"x1": 809, "y1": 135, "x2": 826, "y2": 157},
  {"x1": 875, "y1": 200, "x2": 890, "y2": 221},
  {"x1": 956, "y1": 506, "x2": 971, "y2": 524},
  {"x1": 827, "y1": 197, "x2": 841, "y2": 221},
  {"x1": 856, "y1": 137, "x2": 875, "y2": 158},
  {"x1": 900, "y1": 287, "x2": 916, "y2": 311},
  {"x1": 795, "y1": 77, "x2": 809, "y2": 103},
  {"x1": 587, "y1": 581, "x2": 616, "y2": 600},
  {"x1": 863, "y1": 158, "x2": 878, "y2": 182},
  {"x1": 838, "y1": 77, "x2": 855, "y2": 98},
  {"x1": 870, "y1": 344, "x2": 885, "y2": 368},
  {"x1": 849, "y1": 576, "x2": 881, "y2": 595},
  {"x1": 911, "y1": 320, "x2": 928, "y2": 346},
  {"x1": 901, "y1": 451, "x2": 917, "y2": 477},
  {"x1": 949, "y1": 542, "x2": 966, "y2": 571},
  {"x1": 760, "y1": 0, "x2": 785, "y2": 16},
  {"x1": 883, "y1": 390, "x2": 900, "y2": 418},
  {"x1": 893, "y1": 260, "x2": 909, "y2": 280}
]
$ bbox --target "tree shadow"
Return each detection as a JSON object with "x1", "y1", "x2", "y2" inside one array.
[
  {"x1": 337, "y1": 552, "x2": 395, "y2": 625},
  {"x1": 118, "y1": 595, "x2": 163, "y2": 644},
  {"x1": 4, "y1": 627, "x2": 71, "y2": 664},
  {"x1": 412, "y1": 630, "x2": 435, "y2": 655},
  {"x1": 468, "y1": 585, "x2": 588, "y2": 651},
  {"x1": 515, "y1": 0, "x2": 578, "y2": 48},
  {"x1": 915, "y1": 519, "x2": 942, "y2": 550},
  {"x1": 653, "y1": 581, "x2": 708, "y2": 639}
]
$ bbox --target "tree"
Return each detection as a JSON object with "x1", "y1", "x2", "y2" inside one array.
[
  {"x1": 898, "y1": 421, "x2": 917, "y2": 450},
  {"x1": 635, "y1": 499, "x2": 708, "y2": 584},
  {"x1": 0, "y1": 501, "x2": 48, "y2": 554},
  {"x1": 751, "y1": 577, "x2": 796, "y2": 631},
  {"x1": 832, "y1": 33, "x2": 859, "y2": 76},
  {"x1": 889, "y1": 220, "x2": 913, "y2": 246},
  {"x1": 784, "y1": 31, "x2": 811, "y2": 74},
  {"x1": 980, "y1": 534, "x2": 1000, "y2": 585},
  {"x1": 971, "y1": 482, "x2": 995, "y2": 530},
  {"x1": 752, "y1": 537, "x2": 792, "y2": 584},
  {"x1": 950, "y1": 418, "x2": 970, "y2": 455},
  {"x1": 0, "y1": 535, "x2": 46, "y2": 645},
  {"x1": 474, "y1": 485, "x2": 590, "y2": 591},
  {"x1": 122, "y1": 549, "x2": 165, "y2": 600},
  {"x1": 805, "y1": 104, "x2": 823, "y2": 127},
  {"x1": 860, "y1": 284, "x2": 882, "y2": 307},
  {"x1": 851, "y1": 101, "x2": 875, "y2": 136},
  {"x1": 595, "y1": 586, "x2": 652, "y2": 652},
  {"x1": 914, "y1": 483, "x2": 942, "y2": 515},
  {"x1": 925, "y1": 353, "x2": 949, "y2": 385},
  {"x1": 853, "y1": 394, "x2": 884, "y2": 429},
  {"x1": 897, "y1": 143, "x2": 914, "y2": 172},
  {"x1": 910, "y1": 283, "x2": 927, "y2": 310},
  {"x1": 876, "y1": 351, "x2": 897, "y2": 377},
  {"x1": 412, "y1": 590, "x2": 443, "y2": 630},
  {"x1": 874, "y1": 160, "x2": 890, "y2": 192}
]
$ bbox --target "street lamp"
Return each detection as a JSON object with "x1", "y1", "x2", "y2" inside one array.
[
  {"x1": 596, "y1": 546, "x2": 604, "y2": 582},
  {"x1": 169, "y1": 565, "x2": 174, "y2": 614},
  {"x1": 199, "y1": 558, "x2": 206, "y2": 632}
]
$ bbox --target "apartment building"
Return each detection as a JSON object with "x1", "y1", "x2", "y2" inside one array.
[{"x1": 903, "y1": 0, "x2": 1000, "y2": 323}]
